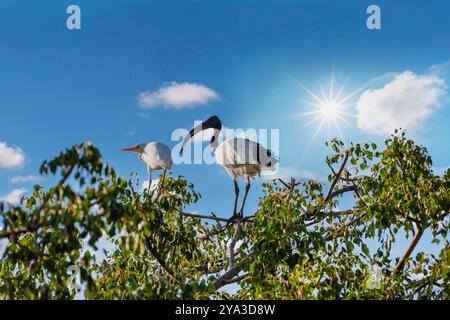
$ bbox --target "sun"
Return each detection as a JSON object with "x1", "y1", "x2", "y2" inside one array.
[
  {"x1": 321, "y1": 100, "x2": 342, "y2": 119},
  {"x1": 290, "y1": 71, "x2": 358, "y2": 144}
]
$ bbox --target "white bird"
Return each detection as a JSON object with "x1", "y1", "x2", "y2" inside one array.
[
  {"x1": 121, "y1": 142, "x2": 173, "y2": 193},
  {"x1": 179, "y1": 116, "x2": 279, "y2": 219}
]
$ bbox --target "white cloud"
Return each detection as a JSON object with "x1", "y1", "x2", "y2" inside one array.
[
  {"x1": 0, "y1": 141, "x2": 25, "y2": 169},
  {"x1": 0, "y1": 188, "x2": 26, "y2": 205},
  {"x1": 10, "y1": 175, "x2": 43, "y2": 184},
  {"x1": 356, "y1": 71, "x2": 447, "y2": 135},
  {"x1": 429, "y1": 59, "x2": 450, "y2": 76},
  {"x1": 264, "y1": 166, "x2": 322, "y2": 182},
  {"x1": 364, "y1": 72, "x2": 399, "y2": 88},
  {"x1": 138, "y1": 82, "x2": 219, "y2": 109},
  {"x1": 127, "y1": 128, "x2": 137, "y2": 137},
  {"x1": 137, "y1": 112, "x2": 151, "y2": 119}
]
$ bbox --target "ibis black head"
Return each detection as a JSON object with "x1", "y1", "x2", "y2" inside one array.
[{"x1": 179, "y1": 116, "x2": 222, "y2": 155}]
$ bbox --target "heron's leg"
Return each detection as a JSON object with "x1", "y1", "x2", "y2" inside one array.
[
  {"x1": 147, "y1": 168, "x2": 152, "y2": 195},
  {"x1": 161, "y1": 170, "x2": 167, "y2": 188},
  {"x1": 156, "y1": 170, "x2": 167, "y2": 199},
  {"x1": 232, "y1": 179, "x2": 239, "y2": 218},
  {"x1": 238, "y1": 177, "x2": 251, "y2": 217}
]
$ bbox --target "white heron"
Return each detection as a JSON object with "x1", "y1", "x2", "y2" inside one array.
[
  {"x1": 179, "y1": 116, "x2": 279, "y2": 219},
  {"x1": 121, "y1": 142, "x2": 173, "y2": 193}
]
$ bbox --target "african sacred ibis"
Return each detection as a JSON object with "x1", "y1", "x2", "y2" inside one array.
[
  {"x1": 121, "y1": 142, "x2": 172, "y2": 193},
  {"x1": 179, "y1": 116, "x2": 279, "y2": 219}
]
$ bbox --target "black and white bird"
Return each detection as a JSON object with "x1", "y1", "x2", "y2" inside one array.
[
  {"x1": 122, "y1": 142, "x2": 172, "y2": 193},
  {"x1": 179, "y1": 116, "x2": 279, "y2": 219}
]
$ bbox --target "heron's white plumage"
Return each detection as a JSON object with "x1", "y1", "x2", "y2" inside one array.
[
  {"x1": 122, "y1": 141, "x2": 172, "y2": 195},
  {"x1": 139, "y1": 142, "x2": 172, "y2": 170}
]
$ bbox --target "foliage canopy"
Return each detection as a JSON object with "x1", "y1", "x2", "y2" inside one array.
[{"x1": 0, "y1": 132, "x2": 449, "y2": 299}]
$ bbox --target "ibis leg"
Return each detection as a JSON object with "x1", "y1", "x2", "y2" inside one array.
[
  {"x1": 238, "y1": 177, "x2": 251, "y2": 217},
  {"x1": 232, "y1": 180, "x2": 239, "y2": 218}
]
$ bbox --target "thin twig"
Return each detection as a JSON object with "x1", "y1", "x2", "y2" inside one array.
[
  {"x1": 180, "y1": 211, "x2": 229, "y2": 223},
  {"x1": 323, "y1": 214, "x2": 363, "y2": 241}
]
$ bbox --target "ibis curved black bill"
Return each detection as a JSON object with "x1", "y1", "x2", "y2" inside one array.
[{"x1": 179, "y1": 116, "x2": 222, "y2": 155}]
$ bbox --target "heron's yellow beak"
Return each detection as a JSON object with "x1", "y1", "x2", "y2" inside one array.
[{"x1": 121, "y1": 145, "x2": 139, "y2": 152}]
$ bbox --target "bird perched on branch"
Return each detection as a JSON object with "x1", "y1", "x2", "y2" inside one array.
[
  {"x1": 121, "y1": 142, "x2": 172, "y2": 193},
  {"x1": 179, "y1": 116, "x2": 279, "y2": 219}
]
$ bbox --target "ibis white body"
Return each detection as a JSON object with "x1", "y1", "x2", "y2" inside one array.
[
  {"x1": 180, "y1": 116, "x2": 279, "y2": 218},
  {"x1": 214, "y1": 138, "x2": 278, "y2": 181}
]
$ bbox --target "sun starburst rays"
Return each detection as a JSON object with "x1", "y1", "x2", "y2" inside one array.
[{"x1": 290, "y1": 72, "x2": 358, "y2": 144}]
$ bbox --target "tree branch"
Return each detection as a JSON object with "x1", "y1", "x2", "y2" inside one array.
[
  {"x1": 274, "y1": 178, "x2": 290, "y2": 188},
  {"x1": 390, "y1": 225, "x2": 424, "y2": 277},
  {"x1": 58, "y1": 162, "x2": 77, "y2": 186},
  {"x1": 1, "y1": 159, "x2": 79, "y2": 239},
  {"x1": 218, "y1": 273, "x2": 249, "y2": 287},
  {"x1": 227, "y1": 221, "x2": 242, "y2": 269},
  {"x1": 214, "y1": 252, "x2": 255, "y2": 290},
  {"x1": 324, "y1": 150, "x2": 350, "y2": 203},
  {"x1": 412, "y1": 276, "x2": 438, "y2": 296},
  {"x1": 307, "y1": 151, "x2": 352, "y2": 221},
  {"x1": 328, "y1": 185, "x2": 356, "y2": 199},
  {"x1": 144, "y1": 238, "x2": 179, "y2": 284},
  {"x1": 0, "y1": 220, "x2": 43, "y2": 239},
  {"x1": 323, "y1": 214, "x2": 363, "y2": 241},
  {"x1": 180, "y1": 211, "x2": 229, "y2": 223}
]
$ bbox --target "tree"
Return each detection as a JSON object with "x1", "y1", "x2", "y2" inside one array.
[{"x1": 0, "y1": 132, "x2": 448, "y2": 299}]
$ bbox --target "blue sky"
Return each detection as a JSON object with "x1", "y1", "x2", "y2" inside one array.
[{"x1": 1, "y1": 1, "x2": 450, "y2": 256}]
